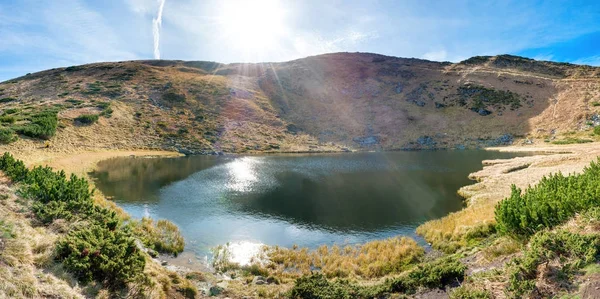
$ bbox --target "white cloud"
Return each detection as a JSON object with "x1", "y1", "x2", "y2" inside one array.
[{"x1": 572, "y1": 55, "x2": 600, "y2": 66}]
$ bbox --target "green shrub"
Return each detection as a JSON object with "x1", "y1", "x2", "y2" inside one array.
[
  {"x1": 74, "y1": 114, "x2": 99, "y2": 125},
  {"x1": 15, "y1": 110, "x2": 58, "y2": 139},
  {"x1": 0, "y1": 128, "x2": 17, "y2": 144},
  {"x1": 0, "y1": 97, "x2": 16, "y2": 103},
  {"x1": 592, "y1": 101, "x2": 600, "y2": 107},
  {"x1": 507, "y1": 231, "x2": 600, "y2": 297},
  {"x1": 56, "y1": 224, "x2": 145, "y2": 288},
  {"x1": 0, "y1": 152, "x2": 29, "y2": 181},
  {"x1": 404, "y1": 256, "x2": 466, "y2": 290},
  {"x1": 0, "y1": 152, "x2": 147, "y2": 289},
  {"x1": 594, "y1": 126, "x2": 600, "y2": 135},
  {"x1": 0, "y1": 115, "x2": 16, "y2": 124},
  {"x1": 4, "y1": 108, "x2": 20, "y2": 114},
  {"x1": 495, "y1": 159, "x2": 600, "y2": 237},
  {"x1": 162, "y1": 92, "x2": 186, "y2": 103},
  {"x1": 288, "y1": 274, "x2": 360, "y2": 299}
]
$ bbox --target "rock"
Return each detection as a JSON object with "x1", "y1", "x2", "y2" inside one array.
[
  {"x1": 252, "y1": 276, "x2": 267, "y2": 285},
  {"x1": 395, "y1": 83, "x2": 403, "y2": 94},
  {"x1": 434, "y1": 102, "x2": 446, "y2": 108},
  {"x1": 352, "y1": 136, "x2": 380, "y2": 146},
  {"x1": 147, "y1": 249, "x2": 158, "y2": 258},
  {"x1": 471, "y1": 107, "x2": 492, "y2": 116},
  {"x1": 161, "y1": 260, "x2": 168, "y2": 266},
  {"x1": 455, "y1": 144, "x2": 466, "y2": 150},
  {"x1": 417, "y1": 136, "x2": 437, "y2": 148},
  {"x1": 209, "y1": 285, "x2": 224, "y2": 296}
]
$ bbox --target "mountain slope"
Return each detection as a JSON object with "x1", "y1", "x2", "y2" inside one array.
[{"x1": 0, "y1": 53, "x2": 599, "y2": 155}]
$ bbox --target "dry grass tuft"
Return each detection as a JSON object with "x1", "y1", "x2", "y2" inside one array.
[{"x1": 262, "y1": 236, "x2": 423, "y2": 279}]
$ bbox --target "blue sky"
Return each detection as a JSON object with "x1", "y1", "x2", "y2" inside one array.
[{"x1": 0, "y1": 0, "x2": 599, "y2": 82}]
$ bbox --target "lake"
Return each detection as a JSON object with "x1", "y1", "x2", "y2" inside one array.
[{"x1": 90, "y1": 151, "x2": 525, "y2": 260}]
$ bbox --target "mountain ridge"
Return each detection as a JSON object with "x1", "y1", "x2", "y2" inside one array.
[{"x1": 1, "y1": 52, "x2": 599, "y2": 155}]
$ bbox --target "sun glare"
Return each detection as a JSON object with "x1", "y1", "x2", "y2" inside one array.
[{"x1": 217, "y1": 0, "x2": 288, "y2": 56}]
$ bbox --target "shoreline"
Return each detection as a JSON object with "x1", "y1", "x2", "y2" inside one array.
[{"x1": 5, "y1": 143, "x2": 599, "y2": 255}]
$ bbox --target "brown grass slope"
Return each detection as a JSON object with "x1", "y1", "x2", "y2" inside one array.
[{"x1": 0, "y1": 52, "x2": 599, "y2": 156}]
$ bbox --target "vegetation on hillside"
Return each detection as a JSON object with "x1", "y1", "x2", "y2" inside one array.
[{"x1": 0, "y1": 153, "x2": 195, "y2": 297}]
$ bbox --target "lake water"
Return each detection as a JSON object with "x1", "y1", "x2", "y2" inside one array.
[{"x1": 90, "y1": 151, "x2": 525, "y2": 259}]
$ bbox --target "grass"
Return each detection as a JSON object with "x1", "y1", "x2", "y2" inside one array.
[
  {"x1": 264, "y1": 237, "x2": 423, "y2": 279},
  {"x1": 551, "y1": 138, "x2": 593, "y2": 145},
  {"x1": 287, "y1": 256, "x2": 467, "y2": 298},
  {"x1": 127, "y1": 217, "x2": 185, "y2": 256}
]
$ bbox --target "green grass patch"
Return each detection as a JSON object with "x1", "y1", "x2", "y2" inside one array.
[{"x1": 551, "y1": 138, "x2": 594, "y2": 144}]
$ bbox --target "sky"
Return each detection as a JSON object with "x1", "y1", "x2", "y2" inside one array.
[{"x1": 0, "y1": 0, "x2": 599, "y2": 82}]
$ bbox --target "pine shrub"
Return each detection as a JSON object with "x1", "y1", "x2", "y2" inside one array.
[{"x1": 495, "y1": 159, "x2": 600, "y2": 237}]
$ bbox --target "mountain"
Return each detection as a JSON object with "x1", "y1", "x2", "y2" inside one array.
[{"x1": 1, "y1": 53, "x2": 599, "y2": 154}]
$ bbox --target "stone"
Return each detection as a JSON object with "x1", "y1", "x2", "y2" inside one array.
[{"x1": 252, "y1": 276, "x2": 267, "y2": 285}]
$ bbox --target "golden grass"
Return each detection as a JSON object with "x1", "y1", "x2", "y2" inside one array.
[
  {"x1": 261, "y1": 236, "x2": 423, "y2": 279},
  {"x1": 416, "y1": 199, "x2": 498, "y2": 252}
]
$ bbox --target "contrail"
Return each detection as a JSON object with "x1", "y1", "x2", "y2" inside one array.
[{"x1": 152, "y1": 0, "x2": 166, "y2": 59}]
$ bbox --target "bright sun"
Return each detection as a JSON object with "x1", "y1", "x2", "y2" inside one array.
[{"x1": 217, "y1": 0, "x2": 287, "y2": 56}]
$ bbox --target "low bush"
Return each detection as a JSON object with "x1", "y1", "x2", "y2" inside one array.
[
  {"x1": 0, "y1": 153, "x2": 148, "y2": 289},
  {"x1": 0, "y1": 128, "x2": 17, "y2": 144},
  {"x1": 0, "y1": 152, "x2": 28, "y2": 181},
  {"x1": 0, "y1": 115, "x2": 16, "y2": 124},
  {"x1": 595, "y1": 126, "x2": 600, "y2": 135},
  {"x1": 56, "y1": 224, "x2": 145, "y2": 288},
  {"x1": 495, "y1": 159, "x2": 600, "y2": 237},
  {"x1": 74, "y1": 114, "x2": 99, "y2": 125},
  {"x1": 4, "y1": 108, "x2": 20, "y2": 114},
  {"x1": 288, "y1": 274, "x2": 361, "y2": 299},
  {"x1": 15, "y1": 110, "x2": 58, "y2": 139},
  {"x1": 0, "y1": 97, "x2": 16, "y2": 103},
  {"x1": 507, "y1": 230, "x2": 600, "y2": 297},
  {"x1": 396, "y1": 256, "x2": 467, "y2": 291}
]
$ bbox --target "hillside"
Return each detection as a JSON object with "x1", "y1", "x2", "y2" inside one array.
[{"x1": 1, "y1": 53, "x2": 599, "y2": 157}]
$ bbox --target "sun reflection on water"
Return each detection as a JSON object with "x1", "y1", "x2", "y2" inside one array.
[{"x1": 225, "y1": 157, "x2": 260, "y2": 192}]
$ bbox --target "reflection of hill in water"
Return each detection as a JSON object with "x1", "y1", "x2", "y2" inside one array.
[
  {"x1": 91, "y1": 156, "x2": 225, "y2": 202},
  {"x1": 231, "y1": 169, "x2": 464, "y2": 232}
]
